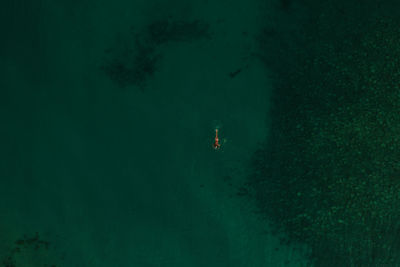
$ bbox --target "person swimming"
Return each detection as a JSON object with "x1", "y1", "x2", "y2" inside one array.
[{"x1": 213, "y1": 128, "x2": 221, "y2": 150}]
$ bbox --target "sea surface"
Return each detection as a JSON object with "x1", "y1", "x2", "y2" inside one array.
[{"x1": 0, "y1": 0, "x2": 308, "y2": 266}]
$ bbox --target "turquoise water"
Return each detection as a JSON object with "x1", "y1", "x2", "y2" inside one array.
[{"x1": 0, "y1": 0, "x2": 309, "y2": 266}]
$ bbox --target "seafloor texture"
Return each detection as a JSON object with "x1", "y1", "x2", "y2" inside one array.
[{"x1": 248, "y1": 0, "x2": 400, "y2": 266}]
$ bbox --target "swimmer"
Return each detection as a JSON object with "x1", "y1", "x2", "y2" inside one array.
[{"x1": 213, "y1": 128, "x2": 221, "y2": 150}]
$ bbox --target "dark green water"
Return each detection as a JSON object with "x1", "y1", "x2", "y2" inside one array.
[{"x1": 0, "y1": 0, "x2": 309, "y2": 266}]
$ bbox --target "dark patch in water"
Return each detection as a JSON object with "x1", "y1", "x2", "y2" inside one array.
[{"x1": 101, "y1": 18, "x2": 211, "y2": 91}]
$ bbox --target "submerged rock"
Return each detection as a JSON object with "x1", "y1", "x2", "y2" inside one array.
[{"x1": 248, "y1": 1, "x2": 400, "y2": 266}]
